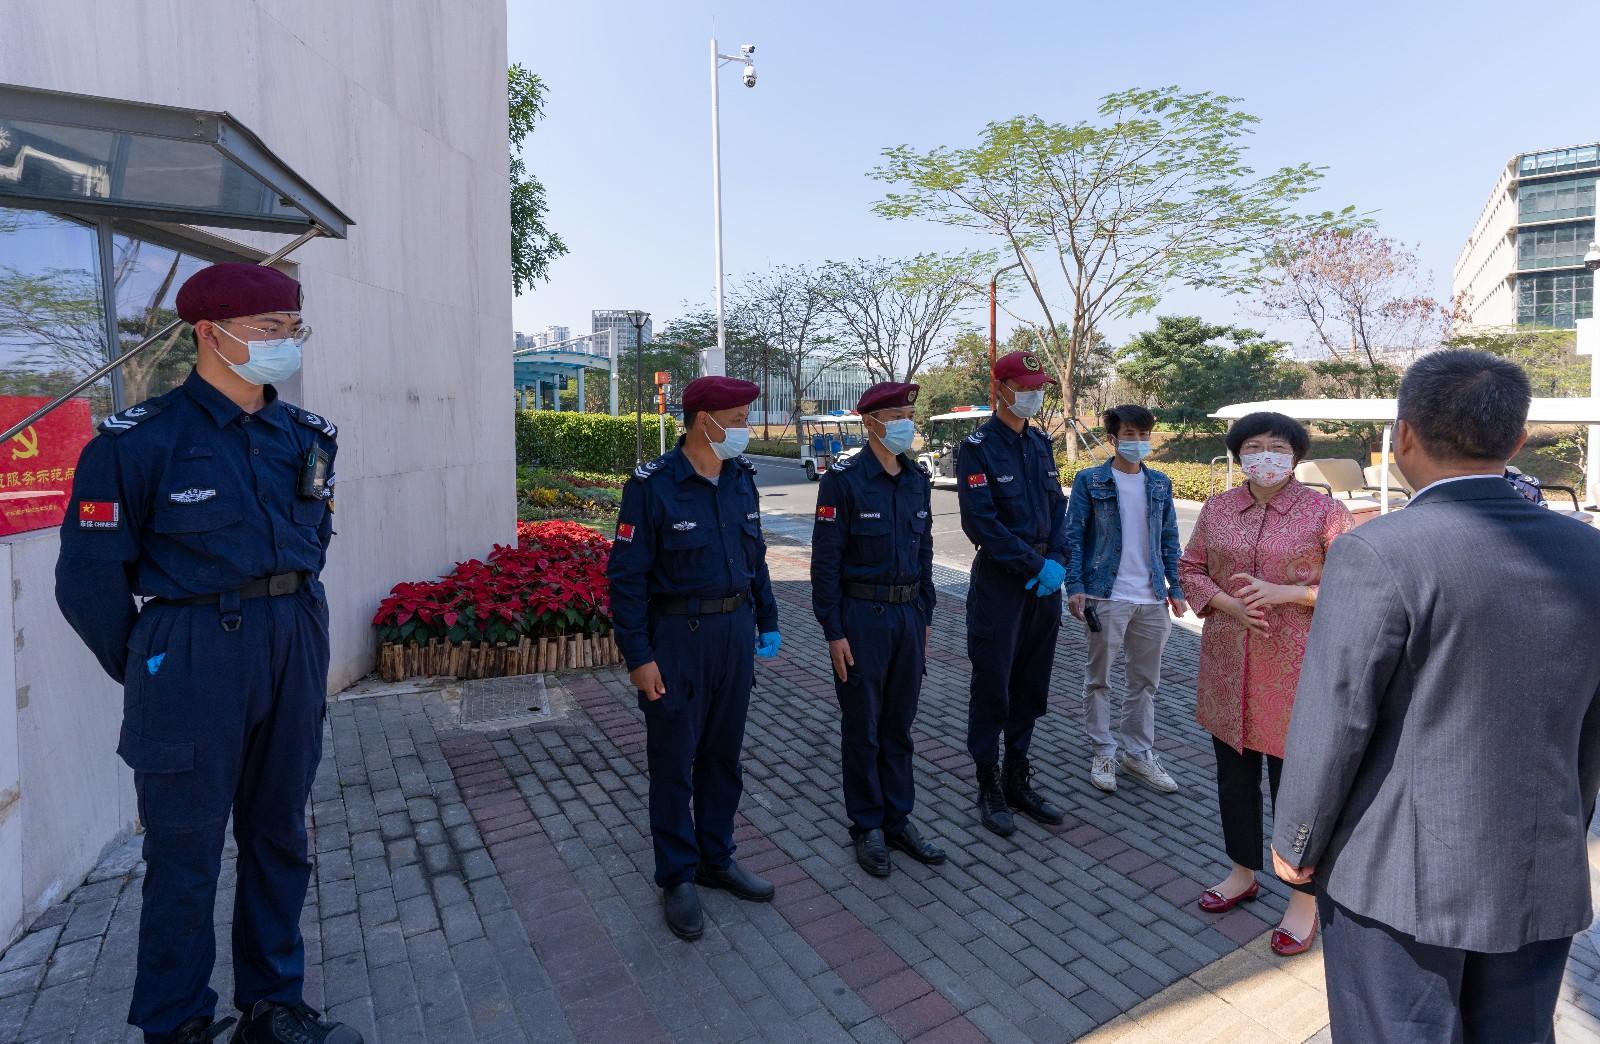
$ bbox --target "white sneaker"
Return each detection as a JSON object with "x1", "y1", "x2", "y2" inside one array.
[
  {"x1": 1090, "y1": 754, "x2": 1118, "y2": 793},
  {"x1": 1118, "y1": 751, "x2": 1179, "y2": 794}
]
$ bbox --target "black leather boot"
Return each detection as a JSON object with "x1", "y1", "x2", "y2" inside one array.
[
  {"x1": 886, "y1": 822, "x2": 947, "y2": 866},
  {"x1": 231, "y1": 1002, "x2": 361, "y2": 1043},
  {"x1": 854, "y1": 828, "x2": 891, "y2": 877},
  {"x1": 976, "y1": 764, "x2": 1016, "y2": 837},
  {"x1": 694, "y1": 859, "x2": 775, "y2": 901},
  {"x1": 1003, "y1": 755, "x2": 1064, "y2": 825},
  {"x1": 663, "y1": 882, "x2": 704, "y2": 940}
]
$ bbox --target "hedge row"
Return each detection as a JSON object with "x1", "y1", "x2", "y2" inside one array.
[
  {"x1": 516, "y1": 411, "x2": 680, "y2": 473},
  {"x1": 1056, "y1": 456, "x2": 1242, "y2": 502}
]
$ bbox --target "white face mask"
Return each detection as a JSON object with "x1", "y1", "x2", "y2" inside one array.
[
  {"x1": 1005, "y1": 387, "x2": 1045, "y2": 419},
  {"x1": 1240, "y1": 451, "x2": 1294, "y2": 487},
  {"x1": 707, "y1": 415, "x2": 750, "y2": 460}
]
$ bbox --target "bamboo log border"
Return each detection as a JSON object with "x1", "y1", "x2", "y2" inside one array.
[{"x1": 377, "y1": 633, "x2": 623, "y2": 682}]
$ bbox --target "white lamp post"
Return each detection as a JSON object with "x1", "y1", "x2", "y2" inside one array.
[{"x1": 709, "y1": 39, "x2": 757, "y2": 378}]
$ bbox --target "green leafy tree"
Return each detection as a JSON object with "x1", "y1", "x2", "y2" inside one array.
[
  {"x1": 1118, "y1": 316, "x2": 1302, "y2": 433},
  {"x1": 820, "y1": 252, "x2": 991, "y2": 382},
  {"x1": 913, "y1": 330, "x2": 990, "y2": 426},
  {"x1": 1445, "y1": 328, "x2": 1586, "y2": 397},
  {"x1": 509, "y1": 65, "x2": 567, "y2": 293},
  {"x1": 871, "y1": 86, "x2": 1353, "y2": 457}
]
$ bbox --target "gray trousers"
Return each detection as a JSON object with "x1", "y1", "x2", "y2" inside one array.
[{"x1": 1082, "y1": 599, "x2": 1171, "y2": 758}]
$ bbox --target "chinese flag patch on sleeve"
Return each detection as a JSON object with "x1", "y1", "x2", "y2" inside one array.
[
  {"x1": 616, "y1": 522, "x2": 635, "y2": 542},
  {"x1": 966, "y1": 472, "x2": 988, "y2": 489},
  {"x1": 815, "y1": 505, "x2": 836, "y2": 522},
  {"x1": 78, "y1": 500, "x2": 121, "y2": 529}
]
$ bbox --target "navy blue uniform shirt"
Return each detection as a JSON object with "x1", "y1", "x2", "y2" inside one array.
[
  {"x1": 810, "y1": 448, "x2": 936, "y2": 642},
  {"x1": 606, "y1": 442, "x2": 779, "y2": 670},
  {"x1": 55, "y1": 370, "x2": 337, "y2": 682},
  {"x1": 955, "y1": 416, "x2": 1068, "y2": 576}
]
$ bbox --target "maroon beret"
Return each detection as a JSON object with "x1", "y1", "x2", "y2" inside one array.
[
  {"x1": 992, "y1": 350, "x2": 1057, "y2": 388},
  {"x1": 176, "y1": 263, "x2": 302, "y2": 324},
  {"x1": 857, "y1": 382, "x2": 919, "y2": 413},
  {"x1": 683, "y1": 376, "x2": 760, "y2": 413}
]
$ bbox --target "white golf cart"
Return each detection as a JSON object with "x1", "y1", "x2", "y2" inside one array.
[
  {"x1": 918, "y1": 405, "x2": 991, "y2": 487},
  {"x1": 797, "y1": 413, "x2": 865, "y2": 481}
]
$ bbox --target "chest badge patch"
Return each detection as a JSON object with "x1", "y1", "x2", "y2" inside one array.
[
  {"x1": 917, "y1": 510, "x2": 929, "y2": 519},
  {"x1": 671, "y1": 520, "x2": 698, "y2": 531},
  {"x1": 859, "y1": 512, "x2": 882, "y2": 519},
  {"x1": 816, "y1": 505, "x2": 836, "y2": 522},
  {"x1": 78, "y1": 500, "x2": 121, "y2": 529},
  {"x1": 169, "y1": 488, "x2": 218, "y2": 504},
  {"x1": 966, "y1": 473, "x2": 988, "y2": 489},
  {"x1": 745, "y1": 511, "x2": 759, "y2": 521},
  {"x1": 997, "y1": 474, "x2": 1015, "y2": 483},
  {"x1": 616, "y1": 523, "x2": 635, "y2": 542}
]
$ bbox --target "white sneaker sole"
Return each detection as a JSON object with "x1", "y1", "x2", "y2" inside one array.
[{"x1": 1121, "y1": 767, "x2": 1178, "y2": 794}]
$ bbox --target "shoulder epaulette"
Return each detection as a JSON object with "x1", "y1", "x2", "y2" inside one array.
[
  {"x1": 916, "y1": 459, "x2": 931, "y2": 477},
  {"x1": 833, "y1": 453, "x2": 858, "y2": 472},
  {"x1": 964, "y1": 429, "x2": 987, "y2": 446},
  {"x1": 737, "y1": 456, "x2": 758, "y2": 474},
  {"x1": 632, "y1": 454, "x2": 671, "y2": 481},
  {"x1": 99, "y1": 400, "x2": 164, "y2": 435},
  {"x1": 284, "y1": 403, "x2": 337, "y2": 438}
]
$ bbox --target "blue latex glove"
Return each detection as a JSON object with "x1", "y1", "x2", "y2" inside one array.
[
  {"x1": 755, "y1": 631, "x2": 782, "y2": 659},
  {"x1": 1024, "y1": 558, "x2": 1066, "y2": 597}
]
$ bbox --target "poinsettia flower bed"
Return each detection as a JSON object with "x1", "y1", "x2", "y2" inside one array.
[{"x1": 373, "y1": 519, "x2": 622, "y2": 681}]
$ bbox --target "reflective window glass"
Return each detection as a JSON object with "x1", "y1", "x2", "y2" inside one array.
[{"x1": 111, "y1": 235, "x2": 208, "y2": 405}]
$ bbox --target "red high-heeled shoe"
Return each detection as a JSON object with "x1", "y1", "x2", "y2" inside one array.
[
  {"x1": 1197, "y1": 881, "x2": 1259, "y2": 913},
  {"x1": 1271, "y1": 917, "x2": 1317, "y2": 957}
]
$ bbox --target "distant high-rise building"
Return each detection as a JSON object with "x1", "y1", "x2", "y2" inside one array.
[
  {"x1": 533, "y1": 324, "x2": 570, "y2": 346},
  {"x1": 1454, "y1": 142, "x2": 1598, "y2": 330},
  {"x1": 592, "y1": 310, "x2": 652, "y2": 352}
]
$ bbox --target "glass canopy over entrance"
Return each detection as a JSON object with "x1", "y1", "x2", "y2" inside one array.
[{"x1": 0, "y1": 83, "x2": 352, "y2": 238}]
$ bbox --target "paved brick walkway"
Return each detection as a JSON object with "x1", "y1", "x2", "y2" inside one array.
[{"x1": 3, "y1": 539, "x2": 1598, "y2": 1042}]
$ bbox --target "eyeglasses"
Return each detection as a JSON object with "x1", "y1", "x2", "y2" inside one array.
[{"x1": 218, "y1": 318, "x2": 313, "y2": 346}]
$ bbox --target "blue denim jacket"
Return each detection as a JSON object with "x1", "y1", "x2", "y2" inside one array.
[{"x1": 1062, "y1": 461, "x2": 1183, "y2": 600}]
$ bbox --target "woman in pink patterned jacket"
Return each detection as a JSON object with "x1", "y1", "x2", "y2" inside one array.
[{"x1": 1177, "y1": 413, "x2": 1352, "y2": 957}]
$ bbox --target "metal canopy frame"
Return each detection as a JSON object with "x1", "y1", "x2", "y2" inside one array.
[{"x1": 0, "y1": 82, "x2": 354, "y2": 238}]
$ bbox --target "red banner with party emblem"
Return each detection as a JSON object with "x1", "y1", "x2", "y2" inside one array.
[{"x1": 0, "y1": 396, "x2": 94, "y2": 536}]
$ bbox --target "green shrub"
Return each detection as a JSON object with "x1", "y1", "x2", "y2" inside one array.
[
  {"x1": 516, "y1": 411, "x2": 680, "y2": 473},
  {"x1": 745, "y1": 438, "x2": 801, "y2": 459},
  {"x1": 1056, "y1": 456, "x2": 1242, "y2": 501}
]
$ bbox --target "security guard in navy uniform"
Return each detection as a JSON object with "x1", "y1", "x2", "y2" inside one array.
[
  {"x1": 606, "y1": 375, "x2": 783, "y2": 941},
  {"x1": 810, "y1": 382, "x2": 947, "y2": 877},
  {"x1": 957, "y1": 350, "x2": 1070, "y2": 838},
  {"x1": 55, "y1": 264, "x2": 359, "y2": 1044}
]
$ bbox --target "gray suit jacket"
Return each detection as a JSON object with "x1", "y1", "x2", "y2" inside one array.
[{"x1": 1273, "y1": 476, "x2": 1600, "y2": 952}]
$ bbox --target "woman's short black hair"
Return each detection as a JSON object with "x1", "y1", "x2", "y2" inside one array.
[
  {"x1": 1103, "y1": 404, "x2": 1157, "y2": 437},
  {"x1": 1224, "y1": 411, "x2": 1311, "y2": 462}
]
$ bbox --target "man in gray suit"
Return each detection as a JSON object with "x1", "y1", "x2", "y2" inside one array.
[{"x1": 1271, "y1": 350, "x2": 1600, "y2": 1043}]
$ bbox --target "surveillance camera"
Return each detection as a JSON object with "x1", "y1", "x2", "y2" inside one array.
[
  {"x1": 742, "y1": 65, "x2": 757, "y2": 88},
  {"x1": 740, "y1": 43, "x2": 756, "y2": 55},
  {"x1": 1586, "y1": 242, "x2": 1600, "y2": 272}
]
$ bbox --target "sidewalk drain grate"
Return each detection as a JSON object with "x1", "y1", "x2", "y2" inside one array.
[{"x1": 457, "y1": 674, "x2": 555, "y2": 731}]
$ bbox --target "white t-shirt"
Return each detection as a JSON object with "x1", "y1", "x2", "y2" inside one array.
[{"x1": 1108, "y1": 466, "x2": 1161, "y2": 604}]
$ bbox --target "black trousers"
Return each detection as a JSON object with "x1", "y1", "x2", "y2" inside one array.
[
  {"x1": 1320, "y1": 895, "x2": 1570, "y2": 1043},
  {"x1": 1211, "y1": 736, "x2": 1313, "y2": 894},
  {"x1": 834, "y1": 599, "x2": 924, "y2": 838},
  {"x1": 965, "y1": 554, "x2": 1061, "y2": 766}
]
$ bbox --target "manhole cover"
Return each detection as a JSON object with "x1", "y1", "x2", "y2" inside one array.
[{"x1": 457, "y1": 675, "x2": 555, "y2": 731}]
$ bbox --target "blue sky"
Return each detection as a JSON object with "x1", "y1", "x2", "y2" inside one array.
[{"x1": 509, "y1": 0, "x2": 1598, "y2": 352}]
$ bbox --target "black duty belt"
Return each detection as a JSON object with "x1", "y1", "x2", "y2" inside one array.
[
  {"x1": 156, "y1": 571, "x2": 305, "y2": 607},
  {"x1": 651, "y1": 592, "x2": 747, "y2": 615},
  {"x1": 844, "y1": 582, "x2": 918, "y2": 604}
]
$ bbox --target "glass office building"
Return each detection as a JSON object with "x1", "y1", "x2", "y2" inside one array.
[
  {"x1": 1455, "y1": 143, "x2": 1598, "y2": 330},
  {"x1": 1513, "y1": 145, "x2": 1596, "y2": 328}
]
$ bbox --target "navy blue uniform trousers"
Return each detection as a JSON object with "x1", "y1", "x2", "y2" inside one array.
[
  {"x1": 833, "y1": 599, "x2": 924, "y2": 838},
  {"x1": 640, "y1": 604, "x2": 754, "y2": 887},
  {"x1": 122, "y1": 588, "x2": 329, "y2": 1039},
  {"x1": 1319, "y1": 894, "x2": 1571, "y2": 1043},
  {"x1": 965, "y1": 553, "x2": 1061, "y2": 766}
]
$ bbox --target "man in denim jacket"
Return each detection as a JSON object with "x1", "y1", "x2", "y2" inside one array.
[{"x1": 1063, "y1": 406, "x2": 1188, "y2": 794}]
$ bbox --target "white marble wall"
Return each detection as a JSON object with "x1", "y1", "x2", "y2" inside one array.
[{"x1": 0, "y1": 0, "x2": 514, "y2": 946}]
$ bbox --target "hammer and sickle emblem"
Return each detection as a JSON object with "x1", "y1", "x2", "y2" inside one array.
[{"x1": 10, "y1": 426, "x2": 39, "y2": 461}]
